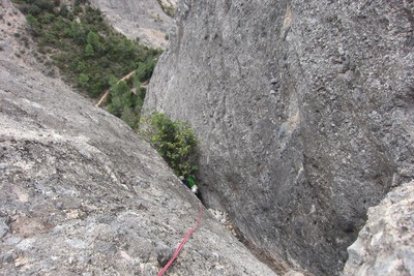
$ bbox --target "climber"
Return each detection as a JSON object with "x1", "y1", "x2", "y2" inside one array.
[{"x1": 180, "y1": 175, "x2": 200, "y2": 197}]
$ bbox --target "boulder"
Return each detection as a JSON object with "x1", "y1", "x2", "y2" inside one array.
[{"x1": 344, "y1": 181, "x2": 414, "y2": 275}]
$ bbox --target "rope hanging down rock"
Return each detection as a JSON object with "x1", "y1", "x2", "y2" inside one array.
[{"x1": 158, "y1": 203, "x2": 204, "y2": 276}]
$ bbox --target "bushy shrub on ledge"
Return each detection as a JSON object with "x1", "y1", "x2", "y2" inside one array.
[{"x1": 142, "y1": 113, "x2": 198, "y2": 188}]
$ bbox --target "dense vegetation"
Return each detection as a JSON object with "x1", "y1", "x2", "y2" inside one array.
[
  {"x1": 142, "y1": 113, "x2": 198, "y2": 188},
  {"x1": 13, "y1": 0, "x2": 160, "y2": 124},
  {"x1": 106, "y1": 76, "x2": 146, "y2": 129}
]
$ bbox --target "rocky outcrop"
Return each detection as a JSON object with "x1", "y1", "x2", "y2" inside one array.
[
  {"x1": 0, "y1": 0, "x2": 53, "y2": 75},
  {"x1": 0, "y1": 2, "x2": 278, "y2": 275},
  {"x1": 344, "y1": 181, "x2": 414, "y2": 275},
  {"x1": 144, "y1": 0, "x2": 414, "y2": 274},
  {"x1": 89, "y1": 0, "x2": 175, "y2": 49}
]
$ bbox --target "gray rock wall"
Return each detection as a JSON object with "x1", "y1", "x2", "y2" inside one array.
[
  {"x1": 0, "y1": 2, "x2": 278, "y2": 275},
  {"x1": 89, "y1": 0, "x2": 174, "y2": 49},
  {"x1": 344, "y1": 181, "x2": 414, "y2": 275},
  {"x1": 144, "y1": 0, "x2": 414, "y2": 274}
]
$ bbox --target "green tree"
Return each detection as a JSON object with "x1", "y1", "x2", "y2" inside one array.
[
  {"x1": 78, "y1": 73, "x2": 89, "y2": 87},
  {"x1": 135, "y1": 59, "x2": 156, "y2": 81},
  {"x1": 84, "y1": 43, "x2": 94, "y2": 57},
  {"x1": 107, "y1": 81, "x2": 132, "y2": 117},
  {"x1": 86, "y1": 31, "x2": 101, "y2": 53},
  {"x1": 148, "y1": 113, "x2": 198, "y2": 182}
]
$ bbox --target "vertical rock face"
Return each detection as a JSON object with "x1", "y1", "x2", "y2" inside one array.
[
  {"x1": 144, "y1": 0, "x2": 414, "y2": 274},
  {"x1": 344, "y1": 181, "x2": 414, "y2": 276},
  {"x1": 0, "y1": 2, "x2": 278, "y2": 275},
  {"x1": 89, "y1": 0, "x2": 175, "y2": 49}
]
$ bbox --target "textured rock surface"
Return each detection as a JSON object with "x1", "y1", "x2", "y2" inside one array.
[
  {"x1": 159, "y1": 0, "x2": 177, "y2": 11},
  {"x1": 144, "y1": 0, "x2": 414, "y2": 274},
  {"x1": 344, "y1": 181, "x2": 414, "y2": 276},
  {"x1": 0, "y1": 0, "x2": 54, "y2": 75},
  {"x1": 89, "y1": 0, "x2": 175, "y2": 49},
  {"x1": 0, "y1": 2, "x2": 278, "y2": 275}
]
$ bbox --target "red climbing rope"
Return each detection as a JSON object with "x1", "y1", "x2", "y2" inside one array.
[{"x1": 157, "y1": 203, "x2": 204, "y2": 276}]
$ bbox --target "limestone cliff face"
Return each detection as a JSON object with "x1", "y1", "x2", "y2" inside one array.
[
  {"x1": 0, "y1": 2, "x2": 277, "y2": 275},
  {"x1": 89, "y1": 0, "x2": 175, "y2": 49},
  {"x1": 144, "y1": 0, "x2": 414, "y2": 274},
  {"x1": 344, "y1": 181, "x2": 414, "y2": 276}
]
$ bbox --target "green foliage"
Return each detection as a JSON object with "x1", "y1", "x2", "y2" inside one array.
[
  {"x1": 13, "y1": 0, "x2": 162, "y2": 98},
  {"x1": 106, "y1": 80, "x2": 143, "y2": 129},
  {"x1": 78, "y1": 73, "x2": 89, "y2": 87},
  {"x1": 132, "y1": 75, "x2": 146, "y2": 107},
  {"x1": 145, "y1": 113, "x2": 198, "y2": 185},
  {"x1": 107, "y1": 81, "x2": 131, "y2": 117},
  {"x1": 86, "y1": 31, "x2": 100, "y2": 51},
  {"x1": 16, "y1": 0, "x2": 55, "y2": 16},
  {"x1": 84, "y1": 43, "x2": 94, "y2": 57},
  {"x1": 135, "y1": 58, "x2": 156, "y2": 81}
]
